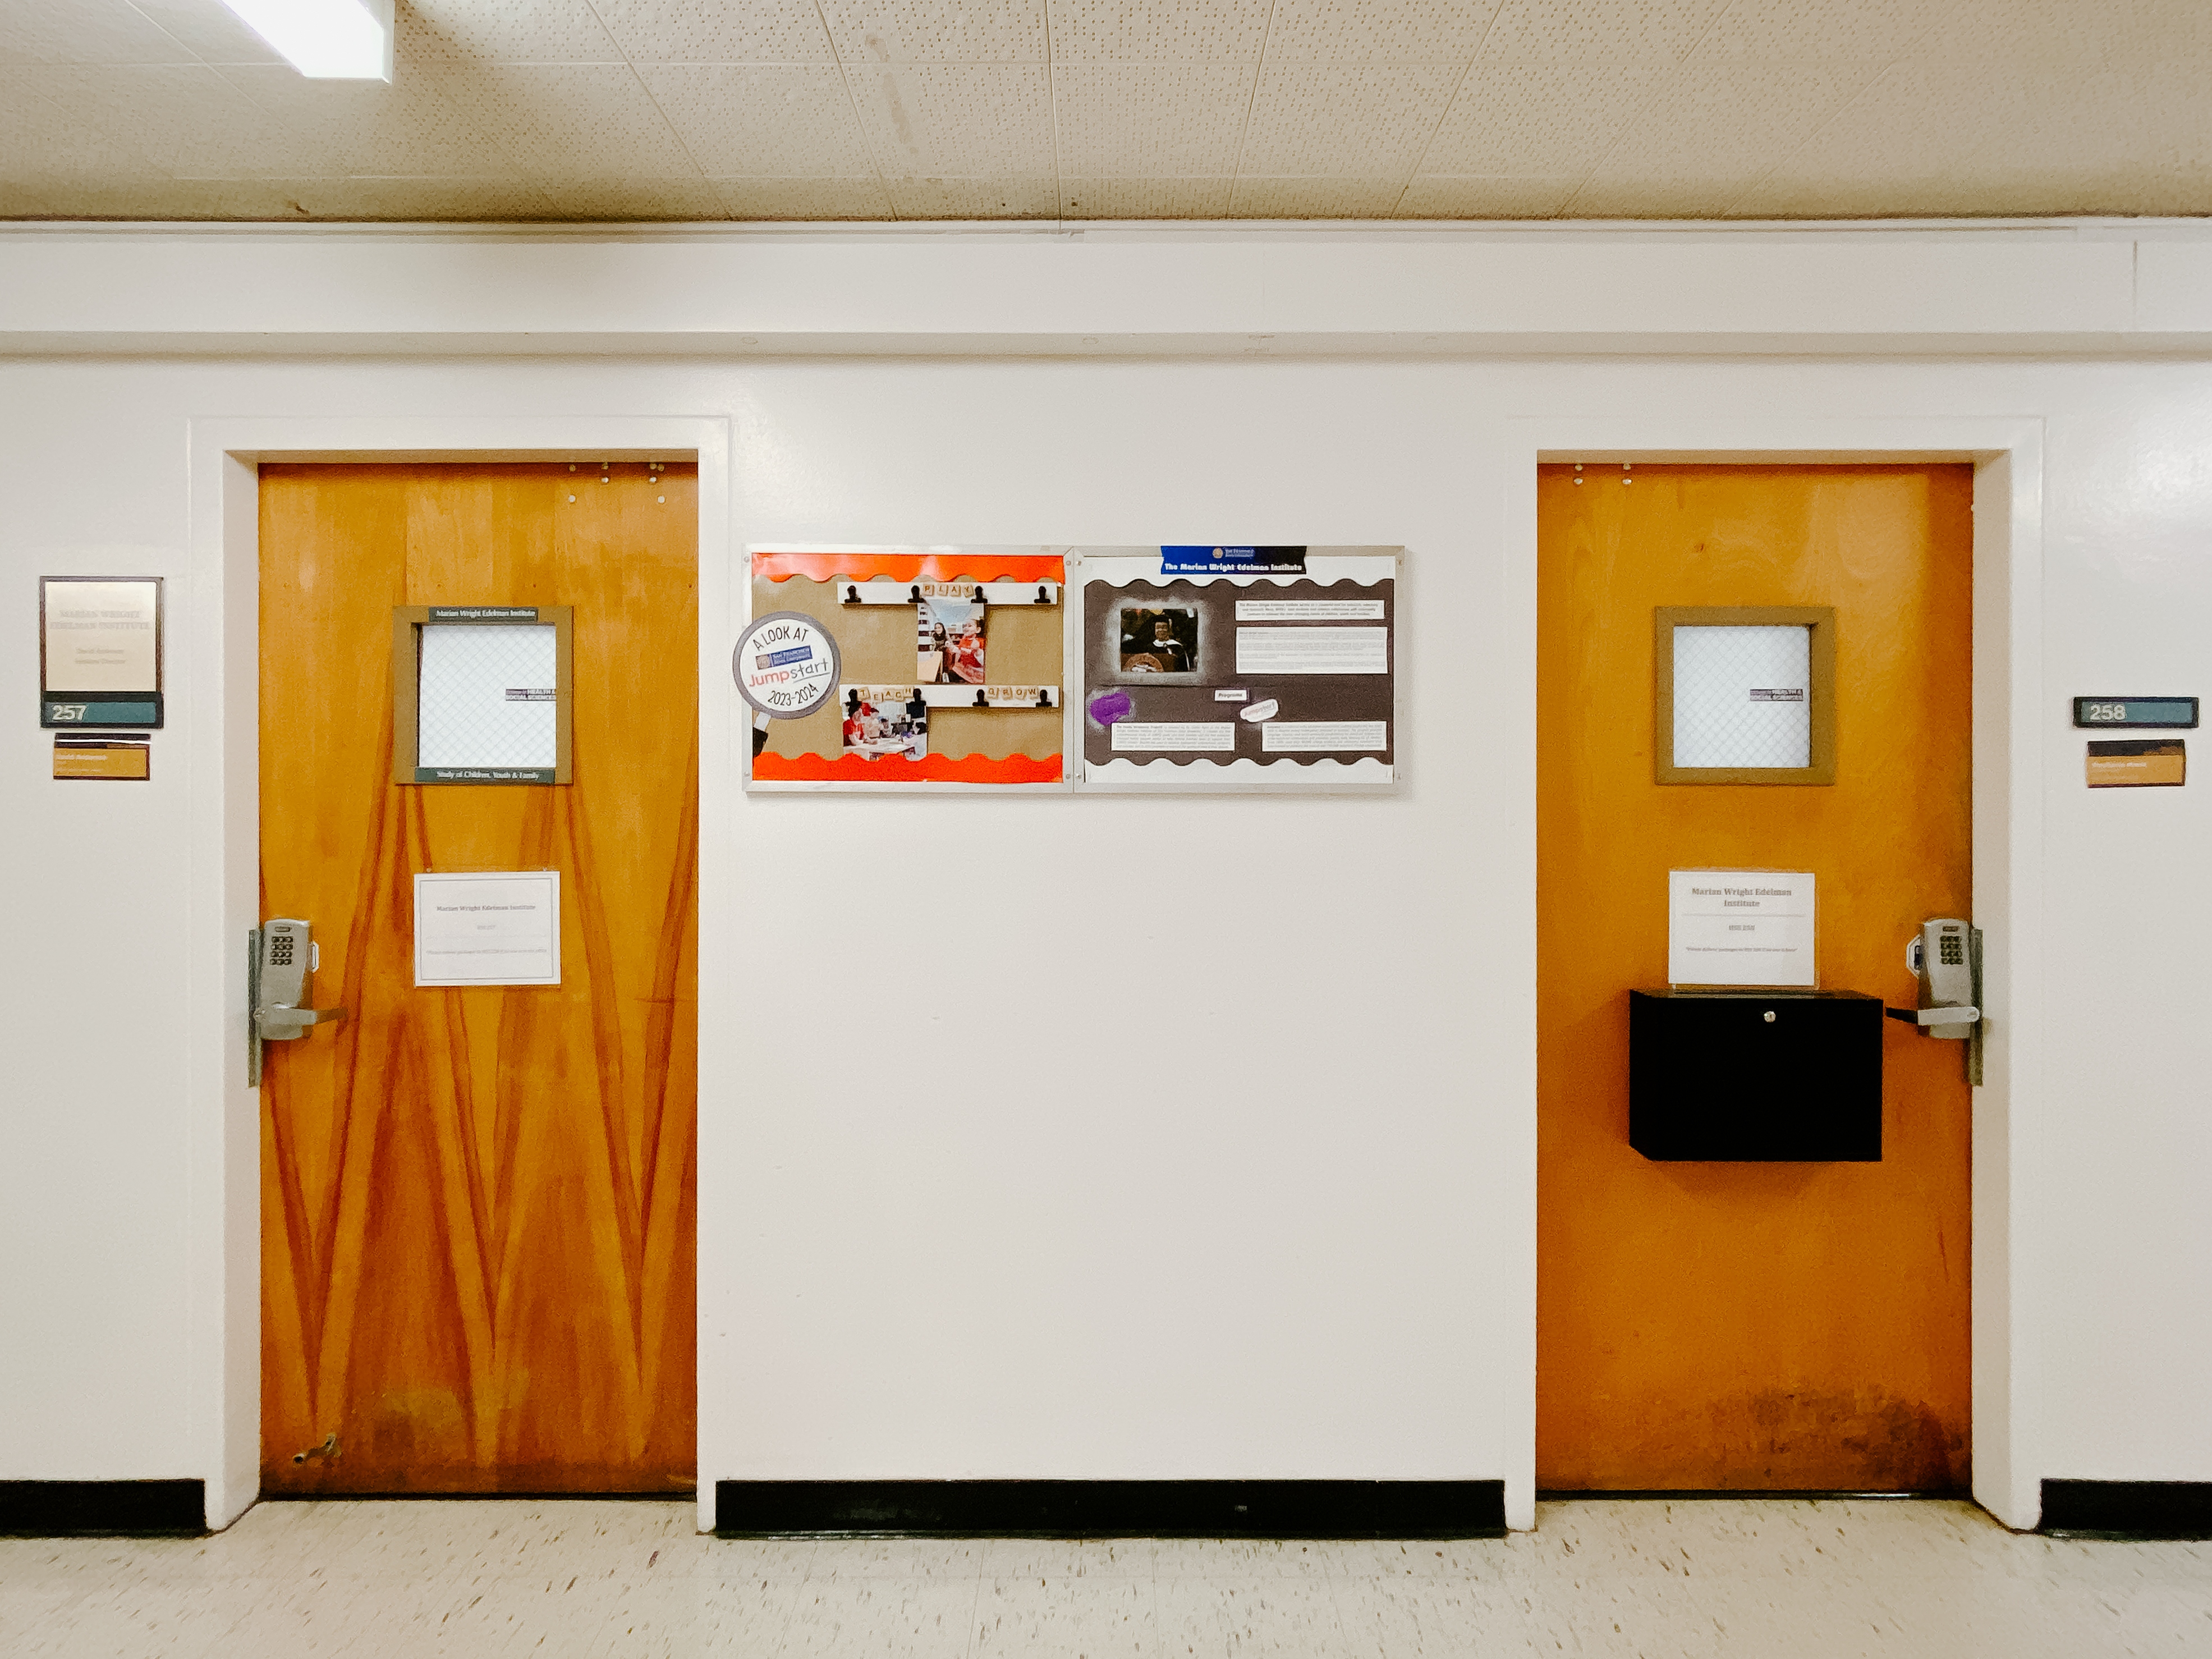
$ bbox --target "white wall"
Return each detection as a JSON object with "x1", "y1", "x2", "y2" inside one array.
[{"x1": 3, "y1": 227, "x2": 2211, "y2": 1530}]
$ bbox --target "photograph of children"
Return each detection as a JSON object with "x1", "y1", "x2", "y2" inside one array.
[
  {"x1": 1118, "y1": 606, "x2": 1198, "y2": 674},
  {"x1": 840, "y1": 691, "x2": 928, "y2": 760},
  {"x1": 918, "y1": 595, "x2": 987, "y2": 685}
]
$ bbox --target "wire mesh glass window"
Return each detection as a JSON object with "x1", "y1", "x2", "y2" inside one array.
[{"x1": 1655, "y1": 606, "x2": 1835, "y2": 785}]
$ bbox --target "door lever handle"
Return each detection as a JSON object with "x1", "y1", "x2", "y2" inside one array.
[
  {"x1": 1885, "y1": 1005, "x2": 1979, "y2": 1026},
  {"x1": 256, "y1": 1004, "x2": 348, "y2": 1038}
]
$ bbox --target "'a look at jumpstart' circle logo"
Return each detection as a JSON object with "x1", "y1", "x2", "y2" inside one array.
[{"x1": 732, "y1": 612, "x2": 840, "y2": 718}]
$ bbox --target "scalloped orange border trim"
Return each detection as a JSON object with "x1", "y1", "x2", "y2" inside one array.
[
  {"x1": 752, "y1": 552, "x2": 1065, "y2": 584},
  {"x1": 752, "y1": 751, "x2": 1064, "y2": 785}
]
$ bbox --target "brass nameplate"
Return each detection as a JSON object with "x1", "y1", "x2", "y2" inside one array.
[
  {"x1": 53, "y1": 734, "x2": 150, "y2": 780},
  {"x1": 2087, "y1": 739, "x2": 2185, "y2": 788}
]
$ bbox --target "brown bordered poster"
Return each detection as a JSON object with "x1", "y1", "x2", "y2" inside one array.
[{"x1": 1076, "y1": 547, "x2": 1401, "y2": 792}]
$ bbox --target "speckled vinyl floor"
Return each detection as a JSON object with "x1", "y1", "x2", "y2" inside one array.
[{"x1": 2, "y1": 1497, "x2": 2207, "y2": 1657}]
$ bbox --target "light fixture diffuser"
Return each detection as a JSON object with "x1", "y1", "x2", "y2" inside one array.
[{"x1": 220, "y1": 0, "x2": 393, "y2": 81}]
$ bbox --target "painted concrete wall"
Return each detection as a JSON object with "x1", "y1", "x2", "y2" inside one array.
[{"x1": 2, "y1": 227, "x2": 2209, "y2": 1529}]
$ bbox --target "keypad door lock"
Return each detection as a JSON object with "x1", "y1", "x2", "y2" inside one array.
[
  {"x1": 249, "y1": 918, "x2": 348, "y2": 1086},
  {"x1": 1887, "y1": 917, "x2": 1984, "y2": 1085}
]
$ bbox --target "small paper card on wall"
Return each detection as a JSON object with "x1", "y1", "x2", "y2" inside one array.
[
  {"x1": 414, "y1": 870, "x2": 561, "y2": 987},
  {"x1": 1669, "y1": 870, "x2": 1815, "y2": 988}
]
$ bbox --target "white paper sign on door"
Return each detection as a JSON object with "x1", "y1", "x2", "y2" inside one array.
[
  {"x1": 414, "y1": 870, "x2": 561, "y2": 987},
  {"x1": 1668, "y1": 869, "x2": 1815, "y2": 988}
]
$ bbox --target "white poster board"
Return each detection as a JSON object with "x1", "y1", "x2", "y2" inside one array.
[
  {"x1": 414, "y1": 870, "x2": 561, "y2": 987},
  {"x1": 1668, "y1": 869, "x2": 1815, "y2": 988}
]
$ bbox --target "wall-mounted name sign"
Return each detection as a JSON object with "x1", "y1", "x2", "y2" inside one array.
[
  {"x1": 2087, "y1": 739, "x2": 2185, "y2": 788},
  {"x1": 2073, "y1": 696, "x2": 2198, "y2": 730},
  {"x1": 40, "y1": 576, "x2": 163, "y2": 728},
  {"x1": 52, "y1": 733, "x2": 150, "y2": 781}
]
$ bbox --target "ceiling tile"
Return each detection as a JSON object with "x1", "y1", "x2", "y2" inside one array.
[
  {"x1": 714, "y1": 177, "x2": 899, "y2": 217},
  {"x1": 31, "y1": 63, "x2": 337, "y2": 177},
  {"x1": 26, "y1": 176, "x2": 333, "y2": 217},
  {"x1": 594, "y1": 0, "x2": 837, "y2": 65},
  {"x1": 273, "y1": 176, "x2": 563, "y2": 219},
  {"x1": 1260, "y1": 0, "x2": 1506, "y2": 65},
  {"x1": 1238, "y1": 65, "x2": 1458, "y2": 176},
  {"x1": 124, "y1": 0, "x2": 284, "y2": 65},
  {"x1": 1479, "y1": 0, "x2": 1732, "y2": 65},
  {"x1": 0, "y1": 0, "x2": 197, "y2": 65},
  {"x1": 399, "y1": 0, "x2": 622, "y2": 64},
  {"x1": 0, "y1": 71, "x2": 180, "y2": 183},
  {"x1": 1931, "y1": 61, "x2": 2212, "y2": 216},
  {"x1": 1045, "y1": 0, "x2": 1271, "y2": 64},
  {"x1": 1227, "y1": 175, "x2": 1407, "y2": 215},
  {"x1": 848, "y1": 64, "x2": 1055, "y2": 175},
  {"x1": 1059, "y1": 175, "x2": 1235, "y2": 215},
  {"x1": 1722, "y1": 58, "x2": 2023, "y2": 218},
  {"x1": 7, "y1": 0, "x2": 2212, "y2": 223},
  {"x1": 215, "y1": 63, "x2": 516, "y2": 177},
  {"x1": 640, "y1": 65, "x2": 877, "y2": 176},
  {"x1": 1563, "y1": 58, "x2": 1885, "y2": 217},
  {"x1": 1693, "y1": 0, "x2": 1935, "y2": 62},
  {"x1": 1052, "y1": 65, "x2": 1252, "y2": 175},
  {"x1": 1419, "y1": 56, "x2": 1668, "y2": 174},
  {"x1": 529, "y1": 175, "x2": 733, "y2": 217},
  {"x1": 1396, "y1": 173, "x2": 1576, "y2": 215},
  {"x1": 1890, "y1": 168, "x2": 2212, "y2": 219},
  {"x1": 0, "y1": 182, "x2": 64, "y2": 214},
  {"x1": 1911, "y1": 0, "x2": 2212, "y2": 75},
  {"x1": 883, "y1": 173, "x2": 1059, "y2": 216},
  {"x1": 426, "y1": 63, "x2": 701, "y2": 177},
  {"x1": 824, "y1": 2, "x2": 1047, "y2": 65}
]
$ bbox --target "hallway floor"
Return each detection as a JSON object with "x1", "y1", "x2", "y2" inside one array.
[{"x1": 2, "y1": 1496, "x2": 2206, "y2": 1657}]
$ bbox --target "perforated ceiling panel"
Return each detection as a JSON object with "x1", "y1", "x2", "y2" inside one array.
[{"x1": 2, "y1": 0, "x2": 2208, "y2": 221}]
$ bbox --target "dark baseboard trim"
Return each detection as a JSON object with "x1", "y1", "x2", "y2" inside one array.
[
  {"x1": 259, "y1": 1489, "x2": 694, "y2": 1502},
  {"x1": 1538, "y1": 1489, "x2": 1970, "y2": 1502},
  {"x1": 2041, "y1": 1480, "x2": 2212, "y2": 1539},
  {"x1": 0, "y1": 1480, "x2": 205, "y2": 1537},
  {"x1": 714, "y1": 1480, "x2": 1505, "y2": 1539}
]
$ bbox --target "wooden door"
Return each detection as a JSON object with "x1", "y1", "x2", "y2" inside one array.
[
  {"x1": 259, "y1": 462, "x2": 697, "y2": 1493},
  {"x1": 1536, "y1": 464, "x2": 1973, "y2": 1491}
]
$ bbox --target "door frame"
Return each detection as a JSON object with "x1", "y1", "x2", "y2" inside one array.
[
  {"x1": 1505, "y1": 418, "x2": 2046, "y2": 1533},
  {"x1": 185, "y1": 418, "x2": 732, "y2": 1532}
]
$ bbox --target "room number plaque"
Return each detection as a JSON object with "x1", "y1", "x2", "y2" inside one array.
[{"x1": 2072, "y1": 696, "x2": 2197, "y2": 730}]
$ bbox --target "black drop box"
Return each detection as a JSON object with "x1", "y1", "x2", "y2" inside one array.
[{"x1": 1628, "y1": 989, "x2": 1883, "y2": 1161}]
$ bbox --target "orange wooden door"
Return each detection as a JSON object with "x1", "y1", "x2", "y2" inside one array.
[
  {"x1": 1537, "y1": 464, "x2": 1973, "y2": 1491},
  {"x1": 259, "y1": 462, "x2": 697, "y2": 1493}
]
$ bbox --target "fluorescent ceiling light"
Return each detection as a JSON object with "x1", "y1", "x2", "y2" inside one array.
[{"x1": 219, "y1": 0, "x2": 393, "y2": 81}]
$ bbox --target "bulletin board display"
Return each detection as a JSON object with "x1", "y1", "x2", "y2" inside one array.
[
  {"x1": 1076, "y1": 548, "x2": 1401, "y2": 792},
  {"x1": 744, "y1": 547, "x2": 1068, "y2": 791}
]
